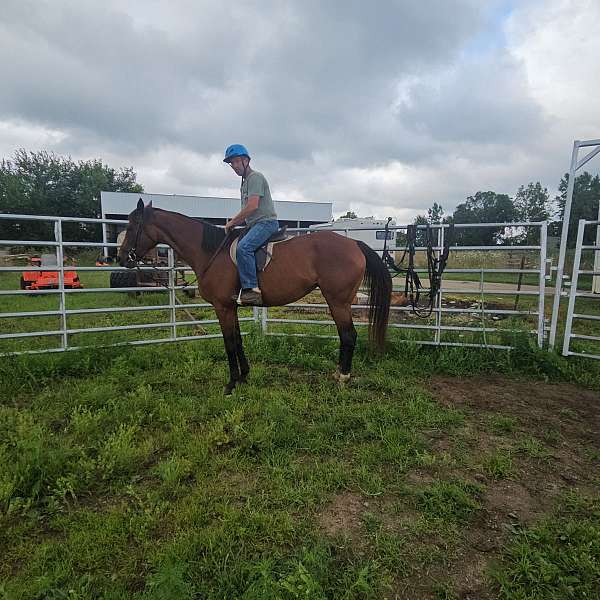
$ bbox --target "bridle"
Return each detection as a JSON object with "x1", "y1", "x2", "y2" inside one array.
[{"x1": 127, "y1": 208, "x2": 158, "y2": 264}]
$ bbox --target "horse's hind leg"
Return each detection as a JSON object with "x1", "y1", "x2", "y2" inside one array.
[{"x1": 328, "y1": 303, "x2": 357, "y2": 383}]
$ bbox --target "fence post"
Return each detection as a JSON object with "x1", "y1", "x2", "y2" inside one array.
[
  {"x1": 435, "y1": 224, "x2": 444, "y2": 345},
  {"x1": 513, "y1": 256, "x2": 526, "y2": 312},
  {"x1": 55, "y1": 220, "x2": 68, "y2": 350},
  {"x1": 550, "y1": 141, "x2": 580, "y2": 348},
  {"x1": 562, "y1": 220, "x2": 585, "y2": 356},
  {"x1": 261, "y1": 306, "x2": 268, "y2": 334},
  {"x1": 594, "y1": 204, "x2": 600, "y2": 294},
  {"x1": 168, "y1": 248, "x2": 177, "y2": 340},
  {"x1": 537, "y1": 223, "x2": 547, "y2": 347}
]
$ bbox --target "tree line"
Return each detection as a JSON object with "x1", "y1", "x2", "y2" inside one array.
[
  {"x1": 341, "y1": 172, "x2": 599, "y2": 247},
  {"x1": 1, "y1": 149, "x2": 598, "y2": 247},
  {"x1": 0, "y1": 149, "x2": 143, "y2": 242}
]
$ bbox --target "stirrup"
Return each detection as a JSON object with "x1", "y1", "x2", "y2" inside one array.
[{"x1": 237, "y1": 289, "x2": 263, "y2": 306}]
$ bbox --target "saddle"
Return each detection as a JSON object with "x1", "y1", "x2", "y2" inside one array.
[{"x1": 230, "y1": 226, "x2": 292, "y2": 271}]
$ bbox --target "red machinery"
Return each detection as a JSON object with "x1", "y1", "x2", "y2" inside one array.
[{"x1": 20, "y1": 254, "x2": 83, "y2": 290}]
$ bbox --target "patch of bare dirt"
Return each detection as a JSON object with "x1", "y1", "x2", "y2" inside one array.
[
  {"x1": 483, "y1": 480, "x2": 545, "y2": 526},
  {"x1": 429, "y1": 376, "x2": 600, "y2": 446},
  {"x1": 429, "y1": 375, "x2": 600, "y2": 492},
  {"x1": 317, "y1": 492, "x2": 365, "y2": 540},
  {"x1": 317, "y1": 491, "x2": 419, "y2": 543},
  {"x1": 384, "y1": 375, "x2": 600, "y2": 599},
  {"x1": 316, "y1": 377, "x2": 598, "y2": 599}
]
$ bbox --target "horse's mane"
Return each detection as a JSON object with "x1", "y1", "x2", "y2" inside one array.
[
  {"x1": 151, "y1": 207, "x2": 228, "y2": 253},
  {"x1": 199, "y1": 219, "x2": 227, "y2": 253}
]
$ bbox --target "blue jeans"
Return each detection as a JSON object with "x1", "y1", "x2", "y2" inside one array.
[{"x1": 236, "y1": 219, "x2": 279, "y2": 289}]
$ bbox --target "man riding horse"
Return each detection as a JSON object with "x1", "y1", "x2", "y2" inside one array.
[
  {"x1": 118, "y1": 149, "x2": 391, "y2": 394},
  {"x1": 223, "y1": 144, "x2": 278, "y2": 306}
]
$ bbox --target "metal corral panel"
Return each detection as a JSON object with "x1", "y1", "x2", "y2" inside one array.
[{"x1": 101, "y1": 192, "x2": 332, "y2": 222}]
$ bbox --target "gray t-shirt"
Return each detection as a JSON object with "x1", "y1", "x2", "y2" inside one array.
[{"x1": 241, "y1": 171, "x2": 277, "y2": 227}]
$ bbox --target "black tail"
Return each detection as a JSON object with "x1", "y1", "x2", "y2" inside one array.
[{"x1": 357, "y1": 241, "x2": 392, "y2": 351}]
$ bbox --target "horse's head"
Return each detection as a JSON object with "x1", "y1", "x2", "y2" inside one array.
[{"x1": 118, "y1": 198, "x2": 158, "y2": 267}]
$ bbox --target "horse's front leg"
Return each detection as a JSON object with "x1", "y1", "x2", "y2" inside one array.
[
  {"x1": 234, "y1": 310, "x2": 250, "y2": 383},
  {"x1": 215, "y1": 306, "x2": 240, "y2": 395}
]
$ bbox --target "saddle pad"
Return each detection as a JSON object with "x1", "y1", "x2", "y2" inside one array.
[{"x1": 229, "y1": 235, "x2": 293, "y2": 272}]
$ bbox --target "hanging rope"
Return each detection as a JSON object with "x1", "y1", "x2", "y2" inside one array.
[{"x1": 381, "y1": 217, "x2": 454, "y2": 318}]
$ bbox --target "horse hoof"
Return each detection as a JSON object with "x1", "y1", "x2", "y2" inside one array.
[
  {"x1": 224, "y1": 383, "x2": 236, "y2": 396},
  {"x1": 333, "y1": 370, "x2": 351, "y2": 385}
]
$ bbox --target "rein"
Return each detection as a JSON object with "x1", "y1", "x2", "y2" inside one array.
[
  {"x1": 198, "y1": 229, "x2": 233, "y2": 278},
  {"x1": 381, "y1": 218, "x2": 454, "y2": 318}
]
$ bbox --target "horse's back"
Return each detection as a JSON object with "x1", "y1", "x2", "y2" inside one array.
[{"x1": 267, "y1": 229, "x2": 365, "y2": 282}]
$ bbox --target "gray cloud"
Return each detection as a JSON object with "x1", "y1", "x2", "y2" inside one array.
[
  {"x1": 396, "y1": 51, "x2": 546, "y2": 145},
  {"x1": 2, "y1": 0, "x2": 592, "y2": 222},
  {"x1": 0, "y1": 0, "x2": 486, "y2": 163}
]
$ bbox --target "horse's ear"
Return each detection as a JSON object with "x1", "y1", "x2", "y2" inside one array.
[
  {"x1": 136, "y1": 198, "x2": 144, "y2": 212},
  {"x1": 147, "y1": 200, "x2": 153, "y2": 208}
]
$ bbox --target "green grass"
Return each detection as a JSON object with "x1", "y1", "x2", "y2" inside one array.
[
  {"x1": 0, "y1": 333, "x2": 599, "y2": 598},
  {"x1": 1, "y1": 250, "x2": 600, "y2": 597},
  {"x1": 492, "y1": 492, "x2": 600, "y2": 599},
  {"x1": 490, "y1": 416, "x2": 517, "y2": 434},
  {"x1": 482, "y1": 449, "x2": 514, "y2": 480}
]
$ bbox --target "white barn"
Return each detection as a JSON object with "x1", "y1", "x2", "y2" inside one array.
[{"x1": 100, "y1": 191, "x2": 332, "y2": 254}]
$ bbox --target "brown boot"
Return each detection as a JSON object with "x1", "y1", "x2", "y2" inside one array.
[{"x1": 238, "y1": 288, "x2": 263, "y2": 306}]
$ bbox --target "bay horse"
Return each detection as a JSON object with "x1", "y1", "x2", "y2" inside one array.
[{"x1": 118, "y1": 199, "x2": 391, "y2": 394}]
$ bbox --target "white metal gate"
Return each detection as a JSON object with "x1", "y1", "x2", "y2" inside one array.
[
  {"x1": 262, "y1": 221, "x2": 549, "y2": 350},
  {"x1": 0, "y1": 214, "x2": 551, "y2": 355},
  {"x1": 562, "y1": 219, "x2": 600, "y2": 359},
  {"x1": 0, "y1": 213, "x2": 254, "y2": 356}
]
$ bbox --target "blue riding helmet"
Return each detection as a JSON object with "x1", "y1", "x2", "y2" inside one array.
[{"x1": 223, "y1": 144, "x2": 250, "y2": 163}]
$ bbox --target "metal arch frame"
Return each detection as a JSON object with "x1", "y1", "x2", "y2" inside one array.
[
  {"x1": 562, "y1": 218, "x2": 600, "y2": 359},
  {"x1": 549, "y1": 138, "x2": 600, "y2": 349}
]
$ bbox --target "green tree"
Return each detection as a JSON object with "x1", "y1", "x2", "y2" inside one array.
[
  {"x1": 452, "y1": 191, "x2": 517, "y2": 245},
  {"x1": 513, "y1": 182, "x2": 550, "y2": 244},
  {"x1": 0, "y1": 149, "x2": 143, "y2": 242},
  {"x1": 514, "y1": 182, "x2": 550, "y2": 222},
  {"x1": 427, "y1": 202, "x2": 444, "y2": 224},
  {"x1": 555, "y1": 171, "x2": 600, "y2": 247},
  {"x1": 339, "y1": 210, "x2": 357, "y2": 219}
]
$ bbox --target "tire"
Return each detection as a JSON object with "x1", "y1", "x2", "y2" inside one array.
[
  {"x1": 20, "y1": 277, "x2": 27, "y2": 290},
  {"x1": 110, "y1": 270, "x2": 138, "y2": 288}
]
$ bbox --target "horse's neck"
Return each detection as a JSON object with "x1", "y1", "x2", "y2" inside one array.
[{"x1": 153, "y1": 211, "x2": 208, "y2": 271}]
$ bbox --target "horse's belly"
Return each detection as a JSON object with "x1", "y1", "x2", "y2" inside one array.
[{"x1": 258, "y1": 257, "x2": 317, "y2": 306}]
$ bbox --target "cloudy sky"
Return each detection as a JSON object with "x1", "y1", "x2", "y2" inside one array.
[{"x1": 1, "y1": 0, "x2": 598, "y2": 221}]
